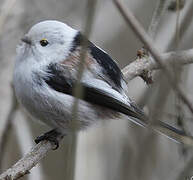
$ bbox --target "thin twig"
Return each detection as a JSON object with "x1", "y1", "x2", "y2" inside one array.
[
  {"x1": 2, "y1": 1, "x2": 193, "y2": 179},
  {"x1": 71, "y1": 0, "x2": 97, "y2": 128},
  {"x1": 68, "y1": 1, "x2": 97, "y2": 180},
  {"x1": 166, "y1": 0, "x2": 193, "y2": 50},
  {"x1": 114, "y1": 0, "x2": 193, "y2": 115},
  {"x1": 137, "y1": 0, "x2": 188, "y2": 106},
  {"x1": 175, "y1": 0, "x2": 180, "y2": 50},
  {"x1": 0, "y1": 0, "x2": 98, "y2": 179},
  {"x1": 147, "y1": 0, "x2": 170, "y2": 38},
  {"x1": 134, "y1": 1, "x2": 173, "y2": 176},
  {"x1": 139, "y1": 0, "x2": 170, "y2": 83}
]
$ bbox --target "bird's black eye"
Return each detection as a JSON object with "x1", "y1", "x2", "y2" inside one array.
[{"x1": 40, "y1": 39, "x2": 49, "y2": 47}]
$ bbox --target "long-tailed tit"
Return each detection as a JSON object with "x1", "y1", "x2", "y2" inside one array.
[{"x1": 13, "y1": 20, "x2": 192, "y2": 149}]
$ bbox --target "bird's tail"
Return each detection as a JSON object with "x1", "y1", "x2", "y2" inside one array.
[
  {"x1": 129, "y1": 115, "x2": 193, "y2": 146},
  {"x1": 153, "y1": 121, "x2": 193, "y2": 146},
  {"x1": 123, "y1": 101, "x2": 193, "y2": 145}
]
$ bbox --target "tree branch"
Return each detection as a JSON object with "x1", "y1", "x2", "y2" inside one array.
[
  {"x1": 138, "y1": 0, "x2": 170, "y2": 83},
  {"x1": 0, "y1": 141, "x2": 55, "y2": 180},
  {"x1": 1, "y1": 46, "x2": 193, "y2": 179},
  {"x1": 13, "y1": 112, "x2": 45, "y2": 180},
  {"x1": 113, "y1": 0, "x2": 193, "y2": 115},
  {"x1": 2, "y1": 1, "x2": 193, "y2": 179},
  {"x1": 122, "y1": 48, "x2": 193, "y2": 81}
]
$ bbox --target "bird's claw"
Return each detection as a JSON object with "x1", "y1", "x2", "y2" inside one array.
[{"x1": 35, "y1": 129, "x2": 61, "y2": 150}]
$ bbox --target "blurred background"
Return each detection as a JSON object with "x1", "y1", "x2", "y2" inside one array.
[{"x1": 0, "y1": 0, "x2": 193, "y2": 179}]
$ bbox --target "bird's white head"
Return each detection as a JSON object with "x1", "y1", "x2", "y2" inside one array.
[{"x1": 17, "y1": 20, "x2": 78, "y2": 65}]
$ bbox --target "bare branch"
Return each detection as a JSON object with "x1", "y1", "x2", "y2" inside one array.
[
  {"x1": 0, "y1": 141, "x2": 56, "y2": 180},
  {"x1": 114, "y1": 0, "x2": 193, "y2": 115},
  {"x1": 13, "y1": 112, "x2": 44, "y2": 180},
  {"x1": 0, "y1": 0, "x2": 98, "y2": 179},
  {"x1": 2, "y1": 1, "x2": 193, "y2": 179},
  {"x1": 1, "y1": 46, "x2": 193, "y2": 179},
  {"x1": 122, "y1": 49, "x2": 193, "y2": 81},
  {"x1": 139, "y1": 0, "x2": 170, "y2": 83}
]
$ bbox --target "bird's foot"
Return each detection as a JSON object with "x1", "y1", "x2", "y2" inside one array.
[{"x1": 35, "y1": 129, "x2": 63, "y2": 150}]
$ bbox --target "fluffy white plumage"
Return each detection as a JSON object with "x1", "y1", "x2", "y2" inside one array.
[
  {"x1": 13, "y1": 21, "x2": 133, "y2": 133},
  {"x1": 13, "y1": 20, "x2": 193, "y2": 147}
]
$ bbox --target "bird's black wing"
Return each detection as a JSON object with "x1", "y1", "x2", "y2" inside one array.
[
  {"x1": 44, "y1": 63, "x2": 146, "y2": 126},
  {"x1": 70, "y1": 32, "x2": 125, "y2": 92},
  {"x1": 89, "y1": 42, "x2": 124, "y2": 90},
  {"x1": 44, "y1": 63, "x2": 193, "y2": 146}
]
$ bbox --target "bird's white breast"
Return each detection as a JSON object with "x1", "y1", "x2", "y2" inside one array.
[{"x1": 13, "y1": 51, "x2": 110, "y2": 133}]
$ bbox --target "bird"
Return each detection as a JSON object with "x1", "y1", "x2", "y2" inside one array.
[{"x1": 13, "y1": 20, "x2": 193, "y2": 149}]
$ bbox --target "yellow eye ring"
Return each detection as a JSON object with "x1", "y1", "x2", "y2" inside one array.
[{"x1": 40, "y1": 39, "x2": 49, "y2": 47}]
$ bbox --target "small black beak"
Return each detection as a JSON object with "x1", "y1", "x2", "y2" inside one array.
[{"x1": 21, "y1": 36, "x2": 31, "y2": 45}]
